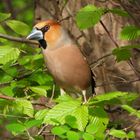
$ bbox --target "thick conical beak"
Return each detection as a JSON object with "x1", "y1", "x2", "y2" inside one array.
[{"x1": 26, "y1": 28, "x2": 43, "y2": 40}]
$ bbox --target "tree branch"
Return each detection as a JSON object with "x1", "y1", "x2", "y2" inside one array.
[
  {"x1": 97, "y1": 78, "x2": 140, "y2": 87},
  {"x1": 0, "y1": 33, "x2": 39, "y2": 45},
  {"x1": 100, "y1": 20, "x2": 119, "y2": 48},
  {"x1": 0, "y1": 94, "x2": 15, "y2": 100}
]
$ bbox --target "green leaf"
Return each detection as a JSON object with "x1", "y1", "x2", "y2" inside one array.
[
  {"x1": 56, "y1": 94, "x2": 75, "y2": 103},
  {"x1": 113, "y1": 45, "x2": 140, "y2": 62},
  {"x1": 119, "y1": 93, "x2": 138, "y2": 103},
  {"x1": 0, "y1": 46, "x2": 20, "y2": 65},
  {"x1": 0, "y1": 25, "x2": 6, "y2": 34},
  {"x1": 112, "y1": 47, "x2": 131, "y2": 62},
  {"x1": 13, "y1": 99, "x2": 34, "y2": 117},
  {"x1": 43, "y1": 98, "x2": 81, "y2": 125},
  {"x1": 18, "y1": 54, "x2": 43, "y2": 70},
  {"x1": 2, "y1": 66, "x2": 18, "y2": 77},
  {"x1": 120, "y1": 25, "x2": 140, "y2": 40},
  {"x1": 87, "y1": 107, "x2": 109, "y2": 134},
  {"x1": 24, "y1": 120, "x2": 42, "y2": 129},
  {"x1": 127, "y1": 131, "x2": 135, "y2": 139},
  {"x1": 29, "y1": 71, "x2": 53, "y2": 85},
  {"x1": 35, "y1": 109, "x2": 48, "y2": 120},
  {"x1": 89, "y1": 91, "x2": 128, "y2": 104},
  {"x1": 122, "y1": 104, "x2": 140, "y2": 118},
  {"x1": 72, "y1": 105, "x2": 88, "y2": 131},
  {"x1": 65, "y1": 115, "x2": 77, "y2": 129},
  {"x1": 34, "y1": 136, "x2": 44, "y2": 140},
  {"x1": 51, "y1": 125, "x2": 70, "y2": 136},
  {"x1": 6, "y1": 123, "x2": 26, "y2": 134},
  {"x1": 76, "y1": 5, "x2": 104, "y2": 29},
  {"x1": 45, "y1": 97, "x2": 87, "y2": 131},
  {"x1": 29, "y1": 86, "x2": 47, "y2": 97},
  {"x1": 109, "y1": 129, "x2": 127, "y2": 138},
  {"x1": 0, "y1": 25, "x2": 7, "y2": 42},
  {"x1": 83, "y1": 133, "x2": 94, "y2": 140},
  {"x1": 0, "y1": 86, "x2": 14, "y2": 97},
  {"x1": 108, "y1": 8, "x2": 129, "y2": 17},
  {"x1": 0, "y1": 69, "x2": 14, "y2": 83},
  {"x1": 6, "y1": 20, "x2": 30, "y2": 36},
  {"x1": 67, "y1": 131, "x2": 80, "y2": 140},
  {"x1": 0, "y1": 12, "x2": 11, "y2": 22}
]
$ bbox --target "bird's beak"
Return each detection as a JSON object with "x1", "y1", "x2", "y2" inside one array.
[{"x1": 26, "y1": 28, "x2": 43, "y2": 41}]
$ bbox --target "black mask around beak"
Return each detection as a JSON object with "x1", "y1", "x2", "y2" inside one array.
[{"x1": 27, "y1": 28, "x2": 47, "y2": 49}]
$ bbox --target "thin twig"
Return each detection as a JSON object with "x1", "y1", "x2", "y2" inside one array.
[
  {"x1": 100, "y1": 20, "x2": 140, "y2": 77},
  {"x1": 0, "y1": 113, "x2": 28, "y2": 119},
  {"x1": 49, "y1": 84, "x2": 55, "y2": 103},
  {"x1": 38, "y1": 124, "x2": 48, "y2": 135},
  {"x1": 96, "y1": 78, "x2": 140, "y2": 87},
  {"x1": 0, "y1": 33, "x2": 39, "y2": 45},
  {"x1": 118, "y1": 0, "x2": 140, "y2": 27},
  {"x1": 32, "y1": 101, "x2": 52, "y2": 109},
  {"x1": 100, "y1": 20, "x2": 119, "y2": 48},
  {"x1": 0, "y1": 94, "x2": 15, "y2": 100},
  {"x1": 90, "y1": 53, "x2": 113, "y2": 68}
]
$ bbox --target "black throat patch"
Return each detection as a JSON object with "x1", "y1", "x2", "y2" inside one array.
[{"x1": 39, "y1": 39, "x2": 47, "y2": 49}]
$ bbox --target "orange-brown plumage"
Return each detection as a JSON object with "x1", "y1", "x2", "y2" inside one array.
[{"x1": 27, "y1": 20, "x2": 95, "y2": 96}]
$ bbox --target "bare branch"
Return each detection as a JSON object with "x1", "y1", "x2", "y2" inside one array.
[
  {"x1": 97, "y1": 78, "x2": 140, "y2": 87},
  {"x1": 0, "y1": 94, "x2": 15, "y2": 100},
  {"x1": 100, "y1": 20, "x2": 119, "y2": 48},
  {"x1": 90, "y1": 53, "x2": 113, "y2": 68},
  {"x1": 0, "y1": 33, "x2": 39, "y2": 45}
]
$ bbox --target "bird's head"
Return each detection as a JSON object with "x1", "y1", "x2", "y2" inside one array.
[{"x1": 27, "y1": 20, "x2": 61, "y2": 49}]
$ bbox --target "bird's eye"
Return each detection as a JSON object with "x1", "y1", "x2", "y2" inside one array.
[{"x1": 44, "y1": 25, "x2": 50, "y2": 31}]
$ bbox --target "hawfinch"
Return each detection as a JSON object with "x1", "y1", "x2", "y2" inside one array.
[{"x1": 27, "y1": 20, "x2": 95, "y2": 100}]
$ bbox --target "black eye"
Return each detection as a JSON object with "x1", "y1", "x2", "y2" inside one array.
[{"x1": 44, "y1": 25, "x2": 50, "y2": 31}]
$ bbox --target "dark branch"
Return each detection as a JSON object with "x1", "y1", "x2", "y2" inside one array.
[
  {"x1": 0, "y1": 94, "x2": 15, "y2": 100},
  {"x1": 100, "y1": 20, "x2": 119, "y2": 48},
  {"x1": 0, "y1": 33, "x2": 39, "y2": 45}
]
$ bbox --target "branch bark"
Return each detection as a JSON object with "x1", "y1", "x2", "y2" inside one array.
[
  {"x1": 0, "y1": 94, "x2": 15, "y2": 100},
  {"x1": 0, "y1": 33, "x2": 39, "y2": 45}
]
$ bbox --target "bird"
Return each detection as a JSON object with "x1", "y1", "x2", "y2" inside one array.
[{"x1": 27, "y1": 20, "x2": 95, "y2": 101}]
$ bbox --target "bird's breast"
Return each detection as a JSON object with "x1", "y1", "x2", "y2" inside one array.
[{"x1": 42, "y1": 46, "x2": 91, "y2": 90}]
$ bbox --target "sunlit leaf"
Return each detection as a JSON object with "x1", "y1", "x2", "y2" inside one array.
[
  {"x1": 6, "y1": 20, "x2": 30, "y2": 36},
  {"x1": 0, "y1": 12, "x2": 11, "y2": 22},
  {"x1": 108, "y1": 8, "x2": 129, "y2": 17},
  {"x1": 67, "y1": 131, "x2": 80, "y2": 140},
  {"x1": 0, "y1": 86, "x2": 14, "y2": 97},
  {"x1": 122, "y1": 104, "x2": 140, "y2": 118},
  {"x1": 112, "y1": 45, "x2": 140, "y2": 62},
  {"x1": 51, "y1": 125, "x2": 70, "y2": 136},
  {"x1": 6, "y1": 123, "x2": 26, "y2": 134},
  {"x1": 83, "y1": 133, "x2": 95, "y2": 140},
  {"x1": 0, "y1": 25, "x2": 7, "y2": 42},
  {"x1": 43, "y1": 97, "x2": 81, "y2": 125},
  {"x1": 89, "y1": 91, "x2": 128, "y2": 104},
  {"x1": 35, "y1": 109, "x2": 48, "y2": 120},
  {"x1": 76, "y1": 5, "x2": 104, "y2": 29},
  {"x1": 127, "y1": 131, "x2": 135, "y2": 139},
  {"x1": 109, "y1": 129, "x2": 127, "y2": 138},
  {"x1": 87, "y1": 107, "x2": 108, "y2": 134},
  {"x1": 120, "y1": 25, "x2": 140, "y2": 40},
  {"x1": 13, "y1": 99, "x2": 34, "y2": 117},
  {"x1": 72, "y1": 105, "x2": 88, "y2": 131},
  {"x1": 65, "y1": 115, "x2": 77, "y2": 129},
  {"x1": 24, "y1": 119, "x2": 42, "y2": 129},
  {"x1": 0, "y1": 25, "x2": 6, "y2": 34},
  {"x1": 0, "y1": 46, "x2": 20, "y2": 65},
  {"x1": 29, "y1": 86, "x2": 48, "y2": 96}
]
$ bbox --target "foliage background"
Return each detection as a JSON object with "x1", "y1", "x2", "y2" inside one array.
[{"x1": 0, "y1": 0, "x2": 140, "y2": 140}]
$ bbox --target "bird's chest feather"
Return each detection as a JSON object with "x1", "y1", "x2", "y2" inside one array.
[
  {"x1": 43, "y1": 47, "x2": 73, "y2": 82},
  {"x1": 42, "y1": 46, "x2": 91, "y2": 89}
]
